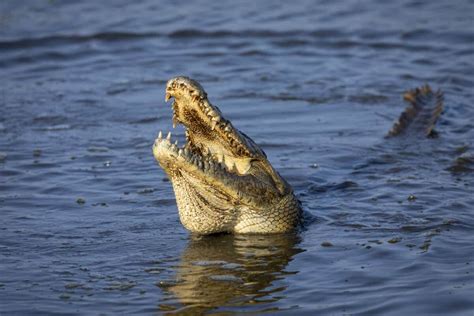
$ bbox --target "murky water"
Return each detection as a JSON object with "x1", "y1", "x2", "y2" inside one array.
[{"x1": 1, "y1": 0, "x2": 473, "y2": 314}]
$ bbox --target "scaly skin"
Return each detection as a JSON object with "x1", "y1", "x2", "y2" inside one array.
[
  {"x1": 153, "y1": 77, "x2": 301, "y2": 234},
  {"x1": 386, "y1": 85, "x2": 443, "y2": 138},
  {"x1": 152, "y1": 78, "x2": 443, "y2": 235}
]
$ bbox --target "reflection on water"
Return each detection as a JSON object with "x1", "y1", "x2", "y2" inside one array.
[{"x1": 159, "y1": 233, "x2": 303, "y2": 314}]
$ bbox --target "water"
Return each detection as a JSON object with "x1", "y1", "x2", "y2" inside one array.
[{"x1": 1, "y1": 0, "x2": 473, "y2": 314}]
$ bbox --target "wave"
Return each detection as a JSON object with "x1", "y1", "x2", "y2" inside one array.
[{"x1": 0, "y1": 28, "x2": 344, "y2": 50}]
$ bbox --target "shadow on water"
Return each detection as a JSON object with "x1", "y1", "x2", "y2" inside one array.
[{"x1": 158, "y1": 233, "x2": 304, "y2": 314}]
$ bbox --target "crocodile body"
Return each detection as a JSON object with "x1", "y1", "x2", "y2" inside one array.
[{"x1": 153, "y1": 77, "x2": 442, "y2": 235}]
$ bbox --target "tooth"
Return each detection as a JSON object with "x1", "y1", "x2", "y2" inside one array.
[
  {"x1": 211, "y1": 121, "x2": 217, "y2": 130},
  {"x1": 158, "y1": 131, "x2": 162, "y2": 139},
  {"x1": 174, "y1": 140, "x2": 178, "y2": 146},
  {"x1": 224, "y1": 125, "x2": 231, "y2": 132},
  {"x1": 166, "y1": 132, "x2": 171, "y2": 141},
  {"x1": 184, "y1": 148, "x2": 189, "y2": 157},
  {"x1": 173, "y1": 115, "x2": 178, "y2": 128},
  {"x1": 211, "y1": 116, "x2": 221, "y2": 123},
  {"x1": 178, "y1": 149, "x2": 183, "y2": 156}
]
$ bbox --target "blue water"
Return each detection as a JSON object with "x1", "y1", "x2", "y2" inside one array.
[{"x1": 1, "y1": 0, "x2": 473, "y2": 314}]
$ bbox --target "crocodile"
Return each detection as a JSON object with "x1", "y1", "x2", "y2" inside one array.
[
  {"x1": 153, "y1": 76, "x2": 301, "y2": 234},
  {"x1": 153, "y1": 77, "x2": 443, "y2": 235}
]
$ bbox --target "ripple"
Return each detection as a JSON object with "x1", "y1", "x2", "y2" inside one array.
[{"x1": 0, "y1": 31, "x2": 160, "y2": 50}]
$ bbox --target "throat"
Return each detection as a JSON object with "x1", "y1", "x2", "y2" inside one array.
[{"x1": 173, "y1": 171, "x2": 237, "y2": 234}]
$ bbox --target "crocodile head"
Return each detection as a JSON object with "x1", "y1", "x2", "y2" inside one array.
[{"x1": 153, "y1": 76, "x2": 300, "y2": 234}]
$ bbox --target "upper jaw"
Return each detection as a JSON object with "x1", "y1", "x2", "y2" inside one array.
[
  {"x1": 164, "y1": 77, "x2": 260, "y2": 159},
  {"x1": 155, "y1": 76, "x2": 259, "y2": 178}
]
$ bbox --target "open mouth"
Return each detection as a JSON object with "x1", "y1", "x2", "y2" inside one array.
[{"x1": 153, "y1": 77, "x2": 259, "y2": 178}]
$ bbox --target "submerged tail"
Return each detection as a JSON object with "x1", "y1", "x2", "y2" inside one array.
[{"x1": 386, "y1": 85, "x2": 443, "y2": 138}]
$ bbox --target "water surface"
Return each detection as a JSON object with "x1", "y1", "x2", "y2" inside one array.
[{"x1": 1, "y1": 0, "x2": 473, "y2": 315}]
